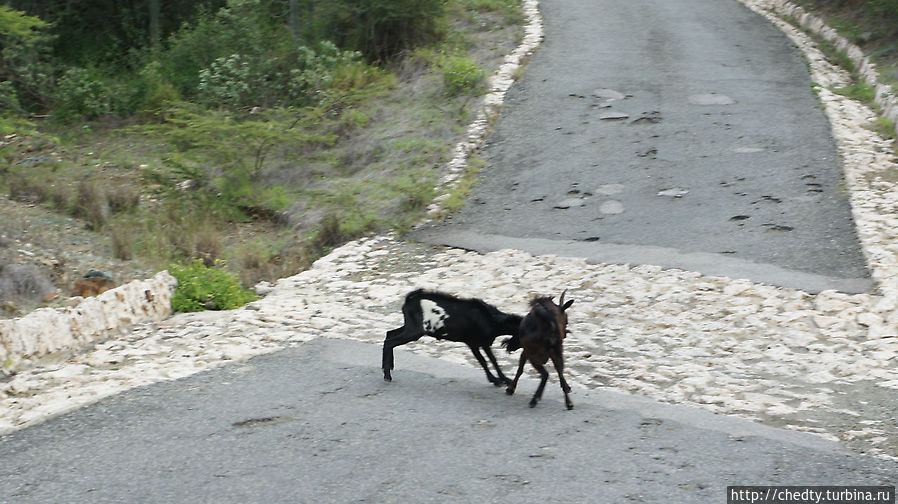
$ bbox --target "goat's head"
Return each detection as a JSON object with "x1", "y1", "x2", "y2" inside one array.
[{"x1": 557, "y1": 290, "x2": 574, "y2": 338}]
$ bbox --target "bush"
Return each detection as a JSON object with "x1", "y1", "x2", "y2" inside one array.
[
  {"x1": 437, "y1": 53, "x2": 485, "y2": 96},
  {"x1": 870, "y1": 0, "x2": 898, "y2": 19},
  {"x1": 53, "y1": 67, "x2": 111, "y2": 120},
  {"x1": 325, "y1": 0, "x2": 447, "y2": 61},
  {"x1": 197, "y1": 53, "x2": 253, "y2": 107},
  {"x1": 0, "y1": 81, "x2": 22, "y2": 114},
  {"x1": 287, "y1": 42, "x2": 366, "y2": 105},
  {"x1": 169, "y1": 259, "x2": 257, "y2": 312}
]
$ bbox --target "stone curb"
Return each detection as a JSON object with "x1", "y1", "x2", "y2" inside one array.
[
  {"x1": 738, "y1": 0, "x2": 898, "y2": 335},
  {"x1": 756, "y1": 0, "x2": 898, "y2": 137},
  {"x1": 425, "y1": 0, "x2": 544, "y2": 219},
  {"x1": 0, "y1": 271, "x2": 177, "y2": 375}
]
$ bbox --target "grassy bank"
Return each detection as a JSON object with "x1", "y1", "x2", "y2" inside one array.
[{"x1": 0, "y1": 0, "x2": 525, "y2": 300}]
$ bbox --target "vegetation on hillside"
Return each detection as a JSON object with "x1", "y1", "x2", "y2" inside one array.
[
  {"x1": 791, "y1": 0, "x2": 898, "y2": 85},
  {"x1": 787, "y1": 0, "x2": 898, "y2": 140},
  {"x1": 0, "y1": 0, "x2": 524, "y2": 308}
]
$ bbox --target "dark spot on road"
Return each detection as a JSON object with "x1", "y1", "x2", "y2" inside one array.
[{"x1": 233, "y1": 416, "x2": 294, "y2": 428}]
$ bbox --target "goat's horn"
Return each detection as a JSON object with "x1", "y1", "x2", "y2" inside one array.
[{"x1": 559, "y1": 289, "x2": 567, "y2": 306}]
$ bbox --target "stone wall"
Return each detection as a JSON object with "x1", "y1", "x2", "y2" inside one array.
[{"x1": 0, "y1": 271, "x2": 177, "y2": 374}]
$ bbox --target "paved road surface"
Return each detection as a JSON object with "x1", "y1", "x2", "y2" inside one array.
[
  {"x1": 2, "y1": 339, "x2": 896, "y2": 503},
  {"x1": 412, "y1": 0, "x2": 872, "y2": 293}
]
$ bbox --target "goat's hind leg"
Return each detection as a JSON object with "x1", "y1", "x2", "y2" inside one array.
[
  {"x1": 529, "y1": 364, "x2": 549, "y2": 408},
  {"x1": 550, "y1": 349, "x2": 573, "y2": 410},
  {"x1": 469, "y1": 345, "x2": 504, "y2": 386},
  {"x1": 506, "y1": 352, "x2": 528, "y2": 396},
  {"x1": 482, "y1": 345, "x2": 512, "y2": 386}
]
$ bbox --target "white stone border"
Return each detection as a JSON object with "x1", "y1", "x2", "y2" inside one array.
[
  {"x1": 0, "y1": 271, "x2": 177, "y2": 374},
  {"x1": 425, "y1": 0, "x2": 544, "y2": 217},
  {"x1": 755, "y1": 0, "x2": 898, "y2": 134},
  {"x1": 738, "y1": 0, "x2": 898, "y2": 336}
]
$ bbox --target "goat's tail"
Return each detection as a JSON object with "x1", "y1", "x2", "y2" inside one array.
[{"x1": 501, "y1": 335, "x2": 521, "y2": 353}]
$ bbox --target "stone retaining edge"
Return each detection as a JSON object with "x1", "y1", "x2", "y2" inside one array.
[
  {"x1": 0, "y1": 271, "x2": 177, "y2": 375},
  {"x1": 758, "y1": 0, "x2": 898, "y2": 139}
]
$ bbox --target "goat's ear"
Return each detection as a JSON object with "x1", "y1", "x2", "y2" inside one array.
[{"x1": 562, "y1": 299, "x2": 574, "y2": 311}]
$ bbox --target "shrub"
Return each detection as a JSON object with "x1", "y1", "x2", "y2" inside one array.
[
  {"x1": 438, "y1": 53, "x2": 485, "y2": 96},
  {"x1": 53, "y1": 67, "x2": 111, "y2": 120},
  {"x1": 0, "y1": 81, "x2": 22, "y2": 114},
  {"x1": 135, "y1": 61, "x2": 181, "y2": 112},
  {"x1": 287, "y1": 42, "x2": 366, "y2": 105},
  {"x1": 327, "y1": 0, "x2": 447, "y2": 61},
  {"x1": 73, "y1": 179, "x2": 111, "y2": 230},
  {"x1": 0, "y1": 6, "x2": 53, "y2": 113},
  {"x1": 197, "y1": 53, "x2": 253, "y2": 107},
  {"x1": 169, "y1": 259, "x2": 257, "y2": 312}
]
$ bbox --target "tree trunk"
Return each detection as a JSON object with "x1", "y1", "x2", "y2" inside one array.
[
  {"x1": 289, "y1": 0, "x2": 299, "y2": 43},
  {"x1": 149, "y1": 0, "x2": 160, "y2": 49}
]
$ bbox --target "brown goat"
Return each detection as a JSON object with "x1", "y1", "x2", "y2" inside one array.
[{"x1": 504, "y1": 290, "x2": 574, "y2": 409}]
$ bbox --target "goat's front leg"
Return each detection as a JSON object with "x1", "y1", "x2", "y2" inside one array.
[
  {"x1": 382, "y1": 327, "x2": 422, "y2": 381},
  {"x1": 506, "y1": 352, "x2": 528, "y2": 396}
]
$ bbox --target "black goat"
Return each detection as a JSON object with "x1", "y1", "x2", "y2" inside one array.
[
  {"x1": 504, "y1": 290, "x2": 575, "y2": 409},
  {"x1": 383, "y1": 289, "x2": 523, "y2": 386}
]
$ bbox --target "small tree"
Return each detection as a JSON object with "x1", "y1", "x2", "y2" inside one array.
[{"x1": 0, "y1": 6, "x2": 52, "y2": 113}]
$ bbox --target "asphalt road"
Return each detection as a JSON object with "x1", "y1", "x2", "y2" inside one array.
[
  {"x1": 2, "y1": 339, "x2": 896, "y2": 503},
  {"x1": 411, "y1": 0, "x2": 872, "y2": 293}
]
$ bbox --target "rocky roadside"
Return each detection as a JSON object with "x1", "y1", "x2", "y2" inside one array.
[
  {"x1": 0, "y1": 193, "x2": 157, "y2": 317},
  {"x1": 2, "y1": 0, "x2": 898, "y2": 465}
]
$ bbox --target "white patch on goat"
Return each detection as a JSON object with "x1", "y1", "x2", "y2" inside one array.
[{"x1": 420, "y1": 299, "x2": 449, "y2": 334}]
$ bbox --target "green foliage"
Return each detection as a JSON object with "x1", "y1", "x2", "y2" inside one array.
[
  {"x1": 169, "y1": 259, "x2": 257, "y2": 312},
  {"x1": 53, "y1": 67, "x2": 112, "y2": 120},
  {"x1": 164, "y1": 0, "x2": 274, "y2": 98},
  {"x1": 870, "y1": 115, "x2": 897, "y2": 140},
  {"x1": 0, "y1": 115, "x2": 36, "y2": 135},
  {"x1": 833, "y1": 81, "x2": 877, "y2": 102},
  {"x1": 869, "y1": 0, "x2": 898, "y2": 19},
  {"x1": 0, "y1": 81, "x2": 22, "y2": 114},
  {"x1": 138, "y1": 103, "x2": 334, "y2": 219},
  {"x1": 135, "y1": 60, "x2": 181, "y2": 112},
  {"x1": 436, "y1": 52, "x2": 485, "y2": 96},
  {"x1": 328, "y1": 0, "x2": 448, "y2": 61},
  {"x1": 0, "y1": 6, "x2": 48, "y2": 38},
  {"x1": 0, "y1": 6, "x2": 53, "y2": 112},
  {"x1": 287, "y1": 42, "x2": 367, "y2": 105},
  {"x1": 197, "y1": 53, "x2": 252, "y2": 107}
]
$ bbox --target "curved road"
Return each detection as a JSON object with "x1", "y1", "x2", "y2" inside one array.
[{"x1": 412, "y1": 0, "x2": 872, "y2": 294}]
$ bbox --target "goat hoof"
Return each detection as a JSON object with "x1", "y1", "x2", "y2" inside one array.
[
  {"x1": 566, "y1": 403, "x2": 574, "y2": 410},
  {"x1": 505, "y1": 388, "x2": 514, "y2": 396},
  {"x1": 529, "y1": 399, "x2": 538, "y2": 408},
  {"x1": 492, "y1": 380, "x2": 504, "y2": 388},
  {"x1": 383, "y1": 372, "x2": 392, "y2": 382}
]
